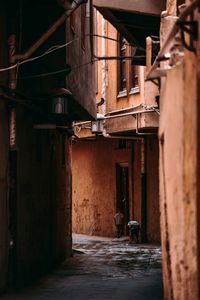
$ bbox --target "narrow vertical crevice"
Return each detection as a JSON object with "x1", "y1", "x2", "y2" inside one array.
[
  {"x1": 141, "y1": 138, "x2": 147, "y2": 242},
  {"x1": 131, "y1": 141, "x2": 135, "y2": 220},
  {"x1": 196, "y1": 71, "x2": 200, "y2": 299},
  {"x1": 160, "y1": 133, "x2": 174, "y2": 300}
]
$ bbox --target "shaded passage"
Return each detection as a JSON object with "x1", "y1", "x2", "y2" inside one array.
[{"x1": 1, "y1": 234, "x2": 163, "y2": 300}]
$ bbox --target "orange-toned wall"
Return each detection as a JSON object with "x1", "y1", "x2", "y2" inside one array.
[
  {"x1": 72, "y1": 13, "x2": 160, "y2": 241},
  {"x1": 72, "y1": 137, "x2": 160, "y2": 241},
  {"x1": 72, "y1": 137, "x2": 132, "y2": 237},
  {"x1": 95, "y1": 13, "x2": 159, "y2": 134}
]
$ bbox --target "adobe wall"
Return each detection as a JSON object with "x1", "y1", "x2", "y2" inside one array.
[
  {"x1": 72, "y1": 138, "x2": 131, "y2": 237},
  {"x1": 72, "y1": 137, "x2": 160, "y2": 241},
  {"x1": 159, "y1": 52, "x2": 199, "y2": 299},
  {"x1": 158, "y1": 1, "x2": 200, "y2": 298}
]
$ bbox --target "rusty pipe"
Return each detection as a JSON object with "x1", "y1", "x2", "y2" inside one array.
[
  {"x1": 11, "y1": 14, "x2": 67, "y2": 63},
  {"x1": 10, "y1": 0, "x2": 87, "y2": 64},
  {"x1": 102, "y1": 129, "x2": 144, "y2": 140}
]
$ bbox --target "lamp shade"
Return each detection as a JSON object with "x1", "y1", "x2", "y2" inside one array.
[
  {"x1": 50, "y1": 88, "x2": 72, "y2": 115},
  {"x1": 91, "y1": 112, "x2": 104, "y2": 133},
  {"x1": 52, "y1": 96, "x2": 68, "y2": 114}
]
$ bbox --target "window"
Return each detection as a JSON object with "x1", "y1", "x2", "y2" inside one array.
[
  {"x1": 117, "y1": 35, "x2": 127, "y2": 95},
  {"x1": 117, "y1": 35, "x2": 140, "y2": 97},
  {"x1": 129, "y1": 48, "x2": 139, "y2": 93}
]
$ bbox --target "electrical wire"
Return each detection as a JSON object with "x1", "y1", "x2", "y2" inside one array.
[
  {"x1": 19, "y1": 38, "x2": 79, "y2": 66},
  {"x1": 19, "y1": 59, "x2": 98, "y2": 79},
  {"x1": 0, "y1": 38, "x2": 80, "y2": 73},
  {"x1": 0, "y1": 34, "x2": 137, "y2": 73},
  {"x1": 0, "y1": 63, "x2": 19, "y2": 72}
]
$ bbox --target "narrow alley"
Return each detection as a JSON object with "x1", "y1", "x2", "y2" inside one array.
[
  {"x1": 1, "y1": 234, "x2": 163, "y2": 300},
  {"x1": 1, "y1": 0, "x2": 199, "y2": 299}
]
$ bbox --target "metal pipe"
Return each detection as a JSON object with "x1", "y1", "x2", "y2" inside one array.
[
  {"x1": 73, "y1": 107, "x2": 159, "y2": 138},
  {"x1": 11, "y1": 14, "x2": 67, "y2": 63},
  {"x1": 104, "y1": 109, "x2": 158, "y2": 120},
  {"x1": 94, "y1": 56, "x2": 139, "y2": 60},
  {"x1": 73, "y1": 107, "x2": 158, "y2": 126},
  {"x1": 102, "y1": 129, "x2": 143, "y2": 140},
  {"x1": 105, "y1": 104, "x2": 142, "y2": 116},
  {"x1": 10, "y1": 0, "x2": 87, "y2": 63},
  {"x1": 74, "y1": 121, "x2": 91, "y2": 126},
  {"x1": 136, "y1": 113, "x2": 156, "y2": 136},
  {"x1": 146, "y1": 0, "x2": 199, "y2": 80},
  {"x1": 33, "y1": 124, "x2": 71, "y2": 129}
]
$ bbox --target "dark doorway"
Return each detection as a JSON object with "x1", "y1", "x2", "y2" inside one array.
[{"x1": 116, "y1": 163, "x2": 130, "y2": 235}]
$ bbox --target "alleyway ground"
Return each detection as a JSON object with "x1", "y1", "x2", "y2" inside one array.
[{"x1": 1, "y1": 234, "x2": 163, "y2": 300}]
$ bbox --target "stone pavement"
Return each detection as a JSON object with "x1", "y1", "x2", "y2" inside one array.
[{"x1": 1, "y1": 234, "x2": 163, "y2": 300}]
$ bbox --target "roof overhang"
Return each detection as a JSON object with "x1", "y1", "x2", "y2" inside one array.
[{"x1": 93, "y1": 0, "x2": 166, "y2": 51}]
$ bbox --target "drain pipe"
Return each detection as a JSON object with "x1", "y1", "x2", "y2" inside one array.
[
  {"x1": 105, "y1": 104, "x2": 142, "y2": 116},
  {"x1": 102, "y1": 128, "x2": 143, "y2": 140},
  {"x1": 101, "y1": 16, "x2": 107, "y2": 116},
  {"x1": 136, "y1": 113, "x2": 156, "y2": 136}
]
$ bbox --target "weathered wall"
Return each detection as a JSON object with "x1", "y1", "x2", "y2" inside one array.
[
  {"x1": 158, "y1": 1, "x2": 200, "y2": 299},
  {"x1": 72, "y1": 137, "x2": 160, "y2": 241},
  {"x1": 0, "y1": 0, "x2": 94, "y2": 291},
  {"x1": 95, "y1": 16, "x2": 159, "y2": 134},
  {"x1": 14, "y1": 106, "x2": 71, "y2": 286},
  {"x1": 72, "y1": 13, "x2": 160, "y2": 242},
  {"x1": 0, "y1": 100, "x2": 9, "y2": 292},
  {"x1": 0, "y1": 2, "x2": 9, "y2": 292},
  {"x1": 72, "y1": 138, "x2": 131, "y2": 237},
  {"x1": 159, "y1": 47, "x2": 199, "y2": 300},
  {"x1": 66, "y1": 4, "x2": 96, "y2": 119}
]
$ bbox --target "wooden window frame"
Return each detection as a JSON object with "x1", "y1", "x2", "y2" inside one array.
[
  {"x1": 129, "y1": 62, "x2": 139, "y2": 95},
  {"x1": 117, "y1": 34, "x2": 127, "y2": 98}
]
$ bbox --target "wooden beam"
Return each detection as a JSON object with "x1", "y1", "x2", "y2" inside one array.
[
  {"x1": 93, "y1": 0, "x2": 166, "y2": 16},
  {"x1": 98, "y1": 8, "x2": 141, "y2": 46}
]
